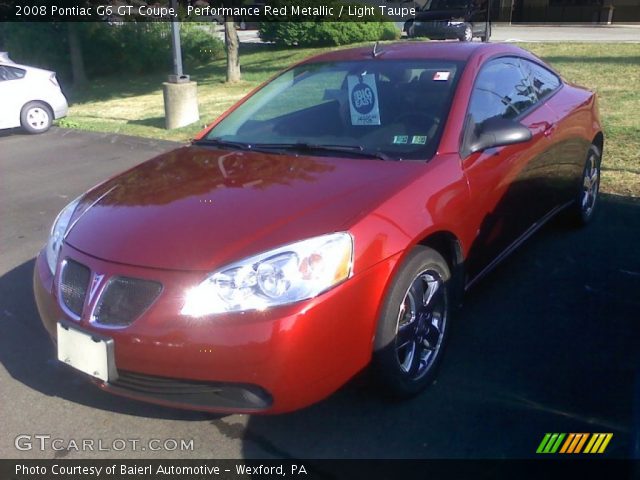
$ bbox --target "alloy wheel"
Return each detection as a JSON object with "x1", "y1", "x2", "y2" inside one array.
[
  {"x1": 395, "y1": 270, "x2": 447, "y2": 381},
  {"x1": 581, "y1": 151, "x2": 600, "y2": 217}
]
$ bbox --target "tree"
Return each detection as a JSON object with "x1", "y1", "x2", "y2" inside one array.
[
  {"x1": 224, "y1": 19, "x2": 241, "y2": 83},
  {"x1": 67, "y1": 23, "x2": 88, "y2": 88}
]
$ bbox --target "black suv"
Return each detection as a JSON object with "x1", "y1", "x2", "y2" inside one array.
[{"x1": 404, "y1": 0, "x2": 491, "y2": 42}]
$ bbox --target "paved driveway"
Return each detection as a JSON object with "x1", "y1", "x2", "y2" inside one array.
[
  {"x1": 1, "y1": 128, "x2": 638, "y2": 460},
  {"x1": 235, "y1": 24, "x2": 640, "y2": 43}
]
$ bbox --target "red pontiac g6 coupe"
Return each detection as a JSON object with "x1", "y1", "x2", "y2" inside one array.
[{"x1": 34, "y1": 42, "x2": 603, "y2": 414}]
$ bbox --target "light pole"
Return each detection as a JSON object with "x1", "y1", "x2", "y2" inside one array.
[
  {"x1": 169, "y1": 0, "x2": 185, "y2": 82},
  {"x1": 163, "y1": 0, "x2": 200, "y2": 129}
]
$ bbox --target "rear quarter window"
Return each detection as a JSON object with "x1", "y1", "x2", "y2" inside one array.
[
  {"x1": 0, "y1": 65, "x2": 26, "y2": 81},
  {"x1": 519, "y1": 59, "x2": 562, "y2": 101}
]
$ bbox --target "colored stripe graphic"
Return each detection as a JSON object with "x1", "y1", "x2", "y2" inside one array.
[
  {"x1": 559, "y1": 433, "x2": 574, "y2": 453},
  {"x1": 538, "y1": 433, "x2": 613, "y2": 454},
  {"x1": 536, "y1": 433, "x2": 565, "y2": 453},
  {"x1": 561, "y1": 433, "x2": 588, "y2": 453},
  {"x1": 584, "y1": 433, "x2": 613, "y2": 454}
]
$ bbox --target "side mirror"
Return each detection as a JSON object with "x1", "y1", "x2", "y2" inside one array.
[{"x1": 467, "y1": 117, "x2": 532, "y2": 155}]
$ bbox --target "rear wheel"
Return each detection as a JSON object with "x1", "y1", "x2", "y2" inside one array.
[
  {"x1": 459, "y1": 24, "x2": 473, "y2": 42},
  {"x1": 568, "y1": 144, "x2": 601, "y2": 226},
  {"x1": 404, "y1": 20, "x2": 415, "y2": 38},
  {"x1": 372, "y1": 247, "x2": 451, "y2": 397},
  {"x1": 20, "y1": 101, "x2": 52, "y2": 134}
]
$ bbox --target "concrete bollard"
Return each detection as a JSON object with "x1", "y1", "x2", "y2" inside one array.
[{"x1": 163, "y1": 81, "x2": 199, "y2": 130}]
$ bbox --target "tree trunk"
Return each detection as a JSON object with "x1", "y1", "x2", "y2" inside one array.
[
  {"x1": 224, "y1": 18, "x2": 241, "y2": 83},
  {"x1": 67, "y1": 23, "x2": 88, "y2": 88}
]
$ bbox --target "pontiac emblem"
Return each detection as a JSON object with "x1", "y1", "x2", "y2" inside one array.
[{"x1": 88, "y1": 273, "x2": 105, "y2": 303}]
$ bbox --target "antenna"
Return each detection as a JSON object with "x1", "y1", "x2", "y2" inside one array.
[{"x1": 372, "y1": 42, "x2": 383, "y2": 58}]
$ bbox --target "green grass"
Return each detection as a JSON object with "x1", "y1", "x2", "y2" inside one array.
[
  {"x1": 521, "y1": 43, "x2": 640, "y2": 197},
  {"x1": 61, "y1": 42, "x2": 640, "y2": 197}
]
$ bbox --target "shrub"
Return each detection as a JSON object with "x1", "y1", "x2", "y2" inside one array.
[
  {"x1": 181, "y1": 24, "x2": 225, "y2": 68},
  {"x1": 260, "y1": 20, "x2": 399, "y2": 47},
  {"x1": 2, "y1": 22, "x2": 224, "y2": 83},
  {"x1": 258, "y1": 0, "x2": 399, "y2": 47}
]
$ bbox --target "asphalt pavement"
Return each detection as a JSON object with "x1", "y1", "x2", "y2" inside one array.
[
  {"x1": 234, "y1": 23, "x2": 640, "y2": 43},
  {"x1": 1, "y1": 128, "x2": 639, "y2": 459}
]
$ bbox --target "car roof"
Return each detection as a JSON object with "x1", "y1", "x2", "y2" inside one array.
[{"x1": 300, "y1": 42, "x2": 533, "y2": 65}]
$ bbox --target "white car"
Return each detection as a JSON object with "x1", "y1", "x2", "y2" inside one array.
[{"x1": 0, "y1": 52, "x2": 69, "y2": 134}]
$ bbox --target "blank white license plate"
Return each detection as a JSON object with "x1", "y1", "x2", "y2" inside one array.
[{"x1": 57, "y1": 323, "x2": 115, "y2": 382}]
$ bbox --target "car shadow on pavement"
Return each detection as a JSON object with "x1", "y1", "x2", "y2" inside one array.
[
  {"x1": 1, "y1": 194, "x2": 638, "y2": 454},
  {"x1": 242, "y1": 193, "x2": 640, "y2": 459},
  {"x1": 0, "y1": 127, "x2": 31, "y2": 138},
  {"x1": 0, "y1": 260, "x2": 214, "y2": 421}
]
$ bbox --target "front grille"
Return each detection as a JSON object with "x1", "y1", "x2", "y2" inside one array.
[
  {"x1": 110, "y1": 371, "x2": 273, "y2": 410},
  {"x1": 93, "y1": 276, "x2": 162, "y2": 327},
  {"x1": 59, "y1": 259, "x2": 90, "y2": 318}
]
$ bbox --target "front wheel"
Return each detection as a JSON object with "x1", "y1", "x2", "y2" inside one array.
[
  {"x1": 568, "y1": 144, "x2": 601, "y2": 226},
  {"x1": 372, "y1": 247, "x2": 451, "y2": 398}
]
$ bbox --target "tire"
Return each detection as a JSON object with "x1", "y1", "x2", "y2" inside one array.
[
  {"x1": 480, "y1": 23, "x2": 491, "y2": 42},
  {"x1": 372, "y1": 246, "x2": 451, "y2": 398},
  {"x1": 568, "y1": 144, "x2": 601, "y2": 226},
  {"x1": 459, "y1": 23, "x2": 473, "y2": 42},
  {"x1": 404, "y1": 20, "x2": 415, "y2": 38},
  {"x1": 20, "y1": 101, "x2": 53, "y2": 134}
]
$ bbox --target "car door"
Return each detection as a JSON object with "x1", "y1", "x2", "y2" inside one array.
[
  {"x1": 519, "y1": 58, "x2": 581, "y2": 207},
  {"x1": 461, "y1": 56, "x2": 555, "y2": 281},
  {"x1": 0, "y1": 65, "x2": 27, "y2": 129}
]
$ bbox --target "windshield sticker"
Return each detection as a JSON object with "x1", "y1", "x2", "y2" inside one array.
[
  {"x1": 411, "y1": 135, "x2": 427, "y2": 145},
  {"x1": 347, "y1": 74, "x2": 381, "y2": 126},
  {"x1": 393, "y1": 135, "x2": 409, "y2": 144},
  {"x1": 433, "y1": 71, "x2": 451, "y2": 81}
]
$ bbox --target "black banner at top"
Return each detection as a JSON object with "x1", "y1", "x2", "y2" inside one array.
[{"x1": 0, "y1": 0, "x2": 418, "y2": 23}]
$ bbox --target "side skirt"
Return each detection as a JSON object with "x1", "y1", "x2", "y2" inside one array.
[{"x1": 464, "y1": 200, "x2": 574, "y2": 292}]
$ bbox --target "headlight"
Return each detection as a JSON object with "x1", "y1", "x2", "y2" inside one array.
[
  {"x1": 448, "y1": 20, "x2": 464, "y2": 26},
  {"x1": 181, "y1": 232, "x2": 353, "y2": 316},
  {"x1": 45, "y1": 198, "x2": 81, "y2": 275}
]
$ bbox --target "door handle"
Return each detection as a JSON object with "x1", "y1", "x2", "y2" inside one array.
[
  {"x1": 528, "y1": 121, "x2": 553, "y2": 136},
  {"x1": 543, "y1": 122, "x2": 557, "y2": 137}
]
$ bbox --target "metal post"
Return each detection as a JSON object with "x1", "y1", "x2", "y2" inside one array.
[
  {"x1": 169, "y1": 0, "x2": 185, "y2": 82},
  {"x1": 485, "y1": 0, "x2": 491, "y2": 42}
]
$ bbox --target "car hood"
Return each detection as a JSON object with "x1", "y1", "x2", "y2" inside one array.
[
  {"x1": 414, "y1": 9, "x2": 467, "y2": 21},
  {"x1": 65, "y1": 146, "x2": 421, "y2": 271}
]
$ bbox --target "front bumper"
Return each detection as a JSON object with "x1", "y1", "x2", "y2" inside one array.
[
  {"x1": 34, "y1": 244, "x2": 399, "y2": 414},
  {"x1": 408, "y1": 21, "x2": 466, "y2": 40}
]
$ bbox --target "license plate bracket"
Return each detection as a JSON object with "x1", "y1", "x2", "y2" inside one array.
[{"x1": 57, "y1": 322, "x2": 118, "y2": 382}]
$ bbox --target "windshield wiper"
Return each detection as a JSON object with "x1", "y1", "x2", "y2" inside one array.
[
  {"x1": 193, "y1": 138, "x2": 252, "y2": 150},
  {"x1": 253, "y1": 143, "x2": 395, "y2": 161}
]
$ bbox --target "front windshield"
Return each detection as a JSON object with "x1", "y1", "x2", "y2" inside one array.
[
  {"x1": 426, "y1": 0, "x2": 471, "y2": 10},
  {"x1": 204, "y1": 59, "x2": 462, "y2": 160}
]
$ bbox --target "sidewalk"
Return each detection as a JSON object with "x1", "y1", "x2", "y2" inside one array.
[{"x1": 487, "y1": 23, "x2": 640, "y2": 42}]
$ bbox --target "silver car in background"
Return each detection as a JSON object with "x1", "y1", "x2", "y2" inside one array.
[{"x1": 0, "y1": 52, "x2": 68, "y2": 134}]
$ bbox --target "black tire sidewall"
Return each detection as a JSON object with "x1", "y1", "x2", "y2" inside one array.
[
  {"x1": 460, "y1": 24, "x2": 472, "y2": 42},
  {"x1": 20, "y1": 101, "x2": 52, "y2": 134},
  {"x1": 574, "y1": 144, "x2": 602, "y2": 225},
  {"x1": 372, "y1": 246, "x2": 451, "y2": 397}
]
